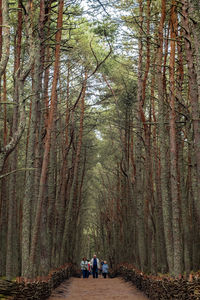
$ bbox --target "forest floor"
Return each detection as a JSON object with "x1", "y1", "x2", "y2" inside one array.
[{"x1": 48, "y1": 276, "x2": 149, "y2": 300}]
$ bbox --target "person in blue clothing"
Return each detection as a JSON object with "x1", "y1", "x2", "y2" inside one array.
[
  {"x1": 102, "y1": 261, "x2": 109, "y2": 278},
  {"x1": 90, "y1": 254, "x2": 100, "y2": 278}
]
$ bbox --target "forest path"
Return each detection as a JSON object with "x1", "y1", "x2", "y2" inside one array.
[{"x1": 48, "y1": 276, "x2": 149, "y2": 300}]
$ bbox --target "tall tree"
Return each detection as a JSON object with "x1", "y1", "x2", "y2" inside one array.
[{"x1": 28, "y1": 0, "x2": 64, "y2": 277}]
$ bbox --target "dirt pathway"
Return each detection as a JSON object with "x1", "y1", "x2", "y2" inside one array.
[{"x1": 48, "y1": 277, "x2": 149, "y2": 300}]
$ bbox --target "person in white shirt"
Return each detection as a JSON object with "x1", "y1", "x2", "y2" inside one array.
[
  {"x1": 90, "y1": 254, "x2": 100, "y2": 278},
  {"x1": 80, "y1": 257, "x2": 88, "y2": 278}
]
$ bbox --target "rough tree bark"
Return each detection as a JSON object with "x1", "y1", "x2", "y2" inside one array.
[
  {"x1": 182, "y1": 0, "x2": 200, "y2": 224},
  {"x1": 156, "y1": 0, "x2": 174, "y2": 273},
  {"x1": 135, "y1": 0, "x2": 147, "y2": 272},
  {"x1": 169, "y1": 0, "x2": 182, "y2": 277}
]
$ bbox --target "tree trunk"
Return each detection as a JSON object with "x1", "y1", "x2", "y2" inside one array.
[
  {"x1": 135, "y1": 0, "x2": 146, "y2": 272},
  {"x1": 182, "y1": 0, "x2": 200, "y2": 224},
  {"x1": 6, "y1": 1, "x2": 23, "y2": 278},
  {"x1": 156, "y1": 0, "x2": 174, "y2": 273},
  {"x1": 169, "y1": 0, "x2": 182, "y2": 277}
]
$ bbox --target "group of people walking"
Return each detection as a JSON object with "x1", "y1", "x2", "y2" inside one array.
[{"x1": 80, "y1": 254, "x2": 109, "y2": 279}]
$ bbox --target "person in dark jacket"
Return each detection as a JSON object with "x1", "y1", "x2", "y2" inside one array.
[{"x1": 90, "y1": 254, "x2": 100, "y2": 278}]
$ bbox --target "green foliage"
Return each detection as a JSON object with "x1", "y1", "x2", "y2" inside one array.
[
  {"x1": 118, "y1": 79, "x2": 137, "y2": 110},
  {"x1": 93, "y1": 20, "x2": 118, "y2": 41}
]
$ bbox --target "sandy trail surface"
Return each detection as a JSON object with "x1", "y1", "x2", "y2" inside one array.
[{"x1": 48, "y1": 276, "x2": 149, "y2": 300}]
